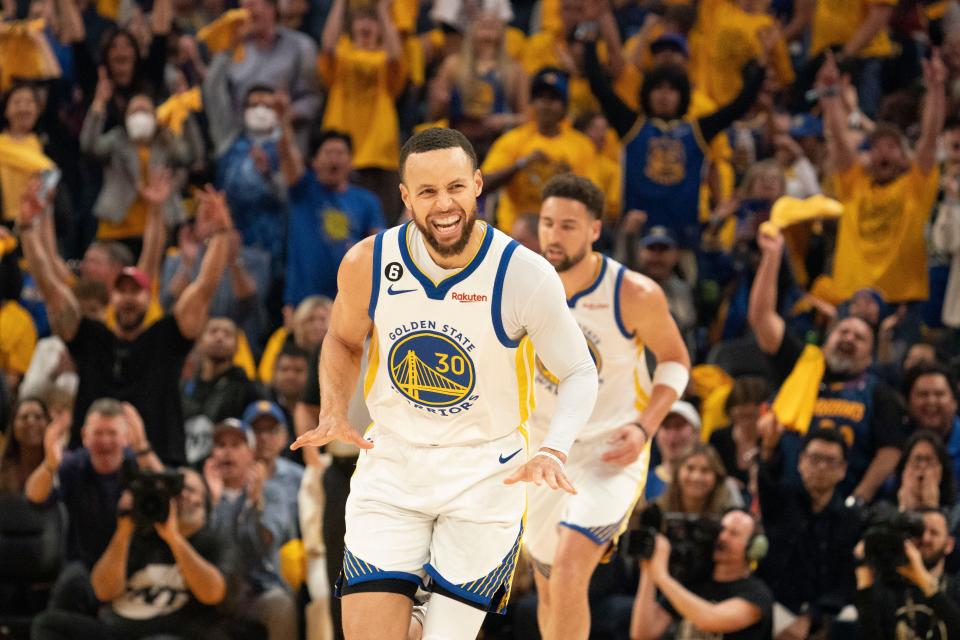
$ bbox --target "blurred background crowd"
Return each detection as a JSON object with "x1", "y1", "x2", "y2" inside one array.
[{"x1": 3, "y1": 0, "x2": 960, "y2": 637}]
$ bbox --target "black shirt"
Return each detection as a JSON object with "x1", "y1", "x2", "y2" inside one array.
[
  {"x1": 709, "y1": 427, "x2": 751, "y2": 487},
  {"x1": 181, "y1": 365, "x2": 264, "y2": 464},
  {"x1": 855, "y1": 574, "x2": 960, "y2": 640},
  {"x1": 757, "y1": 447, "x2": 861, "y2": 624},
  {"x1": 103, "y1": 527, "x2": 224, "y2": 636},
  {"x1": 664, "y1": 575, "x2": 774, "y2": 640},
  {"x1": 68, "y1": 316, "x2": 195, "y2": 464}
]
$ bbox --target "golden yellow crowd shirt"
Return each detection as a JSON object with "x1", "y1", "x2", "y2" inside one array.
[{"x1": 832, "y1": 163, "x2": 939, "y2": 302}]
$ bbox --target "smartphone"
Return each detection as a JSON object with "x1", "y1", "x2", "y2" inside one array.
[{"x1": 37, "y1": 168, "x2": 61, "y2": 202}]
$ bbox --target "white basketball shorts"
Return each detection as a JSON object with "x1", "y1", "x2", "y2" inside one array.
[
  {"x1": 340, "y1": 425, "x2": 527, "y2": 612},
  {"x1": 524, "y1": 431, "x2": 650, "y2": 572}
]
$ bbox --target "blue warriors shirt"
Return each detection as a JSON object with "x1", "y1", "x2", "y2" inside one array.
[
  {"x1": 623, "y1": 118, "x2": 709, "y2": 248},
  {"x1": 364, "y1": 221, "x2": 537, "y2": 446}
]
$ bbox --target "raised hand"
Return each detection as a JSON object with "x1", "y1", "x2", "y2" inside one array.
[
  {"x1": 923, "y1": 48, "x2": 947, "y2": 88},
  {"x1": 93, "y1": 66, "x2": 114, "y2": 111},
  {"x1": 19, "y1": 176, "x2": 47, "y2": 227},
  {"x1": 292, "y1": 414, "x2": 373, "y2": 451},
  {"x1": 203, "y1": 457, "x2": 225, "y2": 504},
  {"x1": 816, "y1": 51, "x2": 840, "y2": 90},
  {"x1": 121, "y1": 402, "x2": 149, "y2": 451},
  {"x1": 504, "y1": 448, "x2": 576, "y2": 494},
  {"x1": 43, "y1": 410, "x2": 70, "y2": 470},
  {"x1": 138, "y1": 167, "x2": 173, "y2": 207},
  {"x1": 155, "y1": 498, "x2": 182, "y2": 544},
  {"x1": 756, "y1": 226, "x2": 784, "y2": 256},
  {"x1": 195, "y1": 185, "x2": 234, "y2": 234}
]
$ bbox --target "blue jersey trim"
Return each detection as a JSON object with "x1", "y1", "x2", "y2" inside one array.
[
  {"x1": 559, "y1": 521, "x2": 620, "y2": 545},
  {"x1": 397, "y1": 221, "x2": 494, "y2": 301},
  {"x1": 613, "y1": 265, "x2": 636, "y2": 339},
  {"x1": 424, "y1": 563, "x2": 491, "y2": 607},
  {"x1": 492, "y1": 240, "x2": 521, "y2": 348},
  {"x1": 341, "y1": 547, "x2": 423, "y2": 587},
  {"x1": 567, "y1": 255, "x2": 608, "y2": 308},
  {"x1": 368, "y1": 231, "x2": 385, "y2": 320},
  {"x1": 344, "y1": 571, "x2": 424, "y2": 587}
]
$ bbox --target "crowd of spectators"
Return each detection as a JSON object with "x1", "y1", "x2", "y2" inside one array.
[{"x1": 4, "y1": 0, "x2": 960, "y2": 638}]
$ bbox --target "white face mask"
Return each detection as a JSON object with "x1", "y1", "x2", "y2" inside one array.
[
  {"x1": 126, "y1": 111, "x2": 156, "y2": 141},
  {"x1": 245, "y1": 105, "x2": 278, "y2": 133}
]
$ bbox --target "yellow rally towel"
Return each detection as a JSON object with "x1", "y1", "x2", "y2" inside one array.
[
  {"x1": 279, "y1": 538, "x2": 306, "y2": 591},
  {"x1": 96, "y1": 0, "x2": 120, "y2": 20},
  {"x1": 0, "y1": 134, "x2": 54, "y2": 173},
  {"x1": 691, "y1": 365, "x2": 734, "y2": 442},
  {"x1": 761, "y1": 194, "x2": 844, "y2": 238},
  {"x1": 0, "y1": 19, "x2": 48, "y2": 91},
  {"x1": 0, "y1": 234, "x2": 17, "y2": 257},
  {"x1": 157, "y1": 88, "x2": 202, "y2": 135},
  {"x1": 197, "y1": 9, "x2": 250, "y2": 62},
  {"x1": 771, "y1": 344, "x2": 826, "y2": 434}
]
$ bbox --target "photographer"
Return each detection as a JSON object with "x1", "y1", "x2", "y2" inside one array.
[
  {"x1": 855, "y1": 508, "x2": 960, "y2": 640},
  {"x1": 31, "y1": 467, "x2": 229, "y2": 640},
  {"x1": 631, "y1": 510, "x2": 774, "y2": 639}
]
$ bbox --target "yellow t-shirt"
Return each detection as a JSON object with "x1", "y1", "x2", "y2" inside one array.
[
  {"x1": 595, "y1": 153, "x2": 622, "y2": 223},
  {"x1": 97, "y1": 146, "x2": 151, "y2": 240},
  {"x1": 703, "y1": 6, "x2": 794, "y2": 106},
  {"x1": 319, "y1": 38, "x2": 407, "y2": 171},
  {"x1": 0, "y1": 132, "x2": 49, "y2": 222},
  {"x1": 258, "y1": 326, "x2": 289, "y2": 383},
  {"x1": 0, "y1": 300, "x2": 37, "y2": 376},
  {"x1": 481, "y1": 121, "x2": 598, "y2": 231},
  {"x1": 831, "y1": 163, "x2": 939, "y2": 302},
  {"x1": 810, "y1": 0, "x2": 897, "y2": 59}
]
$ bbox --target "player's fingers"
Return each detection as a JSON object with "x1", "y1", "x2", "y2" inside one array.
[
  {"x1": 600, "y1": 444, "x2": 628, "y2": 462},
  {"x1": 558, "y1": 472, "x2": 577, "y2": 495},
  {"x1": 290, "y1": 429, "x2": 327, "y2": 450},
  {"x1": 345, "y1": 428, "x2": 374, "y2": 450},
  {"x1": 532, "y1": 465, "x2": 545, "y2": 487},
  {"x1": 543, "y1": 468, "x2": 559, "y2": 491},
  {"x1": 503, "y1": 467, "x2": 525, "y2": 485}
]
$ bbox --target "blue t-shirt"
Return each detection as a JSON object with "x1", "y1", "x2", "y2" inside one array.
[
  {"x1": 54, "y1": 448, "x2": 135, "y2": 568},
  {"x1": 284, "y1": 173, "x2": 385, "y2": 305}
]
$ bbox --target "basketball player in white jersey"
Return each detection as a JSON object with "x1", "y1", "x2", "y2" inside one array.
[
  {"x1": 291, "y1": 129, "x2": 599, "y2": 640},
  {"x1": 527, "y1": 174, "x2": 691, "y2": 640}
]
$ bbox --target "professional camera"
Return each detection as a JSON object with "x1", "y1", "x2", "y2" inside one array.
[
  {"x1": 629, "y1": 504, "x2": 721, "y2": 586},
  {"x1": 121, "y1": 459, "x2": 184, "y2": 527},
  {"x1": 861, "y1": 502, "x2": 925, "y2": 577}
]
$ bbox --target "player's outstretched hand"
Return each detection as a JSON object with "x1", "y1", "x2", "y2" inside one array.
[
  {"x1": 504, "y1": 448, "x2": 576, "y2": 494},
  {"x1": 291, "y1": 414, "x2": 373, "y2": 451}
]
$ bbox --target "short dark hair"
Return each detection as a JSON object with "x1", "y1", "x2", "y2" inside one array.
[
  {"x1": 277, "y1": 343, "x2": 310, "y2": 364},
  {"x1": 724, "y1": 376, "x2": 770, "y2": 414},
  {"x1": 802, "y1": 427, "x2": 849, "y2": 461},
  {"x1": 244, "y1": 84, "x2": 276, "y2": 105},
  {"x1": 541, "y1": 173, "x2": 604, "y2": 219},
  {"x1": 897, "y1": 430, "x2": 957, "y2": 507},
  {"x1": 399, "y1": 128, "x2": 477, "y2": 182},
  {"x1": 310, "y1": 129, "x2": 353, "y2": 158},
  {"x1": 903, "y1": 362, "x2": 957, "y2": 402}
]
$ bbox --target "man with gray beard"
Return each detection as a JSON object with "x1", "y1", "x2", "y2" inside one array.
[{"x1": 748, "y1": 230, "x2": 906, "y2": 501}]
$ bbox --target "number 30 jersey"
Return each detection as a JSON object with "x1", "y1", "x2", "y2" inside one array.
[{"x1": 364, "y1": 221, "x2": 539, "y2": 447}]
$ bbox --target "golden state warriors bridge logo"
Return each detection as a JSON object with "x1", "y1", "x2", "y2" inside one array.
[{"x1": 388, "y1": 329, "x2": 478, "y2": 413}]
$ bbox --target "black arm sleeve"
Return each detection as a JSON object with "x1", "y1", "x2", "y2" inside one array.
[
  {"x1": 583, "y1": 41, "x2": 638, "y2": 138},
  {"x1": 928, "y1": 591, "x2": 960, "y2": 640},
  {"x1": 854, "y1": 587, "x2": 886, "y2": 640},
  {"x1": 870, "y1": 383, "x2": 907, "y2": 449},
  {"x1": 757, "y1": 447, "x2": 787, "y2": 519},
  {"x1": 73, "y1": 41, "x2": 98, "y2": 106},
  {"x1": 697, "y1": 60, "x2": 766, "y2": 141},
  {"x1": 144, "y1": 34, "x2": 170, "y2": 99},
  {"x1": 768, "y1": 330, "x2": 804, "y2": 385}
]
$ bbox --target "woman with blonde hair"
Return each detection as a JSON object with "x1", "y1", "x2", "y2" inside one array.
[
  {"x1": 258, "y1": 295, "x2": 332, "y2": 382},
  {"x1": 657, "y1": 443, "x2": 740, "y2": 517},
  {"x1": 427, "y1": 12, "x2": 527, "y2": 158}
]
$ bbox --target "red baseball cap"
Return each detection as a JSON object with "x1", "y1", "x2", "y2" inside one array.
[{"x1": 115, "y1": 266, "x2": 150, "y2": 291}]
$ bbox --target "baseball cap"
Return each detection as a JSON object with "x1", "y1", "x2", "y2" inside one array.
[
  {"x1": 531, "y1": 68, "x2": 569, "y2": 104},
  {"x1": 650, "y1": 33, "x2": 689, "y2": 58},
  {"x1": 242, "y1": 400, "x2": 288, "y2": 430},
  {"x1": 213, "y1": 418, "x2": 255, "y2": 448},
  {"x1": 640, "y1": 225, "x2": 677, "y2": 249},
  {"x1": 666, "y1": 400, "x2": 701, "y2": 430},
  {"x1": 115, "y1": 266, "x2": 150, "y2": 291}
]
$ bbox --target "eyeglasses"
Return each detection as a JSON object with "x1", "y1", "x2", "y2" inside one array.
[{"x1": 801, "y1": 452, "x2": 844, "y2": 468}]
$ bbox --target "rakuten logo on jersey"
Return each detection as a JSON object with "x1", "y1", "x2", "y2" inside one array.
[{"x1": 451, "y1": 292, "x2": 488, "y2": 303}]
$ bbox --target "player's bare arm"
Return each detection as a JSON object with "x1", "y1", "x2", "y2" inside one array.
[
  {"x1": 602, "y1": 271, "x2": 690, "y2": 467},
  {"x1": 292, "y1": 236, "x2": 376, "y2": 451}
]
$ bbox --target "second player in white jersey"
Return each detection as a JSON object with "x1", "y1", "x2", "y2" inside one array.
[{"x1": 525, "y1": 174, "x2": 691, "y2": 640}]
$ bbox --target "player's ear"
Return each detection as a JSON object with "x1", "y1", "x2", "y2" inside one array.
[
  {"x1": 399, "y1": 183, "x2": 411, "y2": 211},
  {"x1": 591, "y1": 218, "x2": 602, "y2": 242},
  {"x1": 474, "y1": 169, "x2": 483, "y2": 197}
]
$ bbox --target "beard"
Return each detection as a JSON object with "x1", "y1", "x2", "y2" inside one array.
[
  {"x1": 545, "y1": 245, "x2": 589, "y2": 273},
  {"x1": 923, "y1": 548, "x2": 947, "y2": 570},
  {"x1": 825, "y1": 343, "x2": 864, "y2": 375},
  {"x1": 413, "y1": 207, "x2": 477, "y2": 257},
  {"x1": 116, "y1": 309, "x2": 146, "y2": 332}
]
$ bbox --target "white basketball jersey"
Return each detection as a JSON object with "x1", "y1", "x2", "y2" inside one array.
[
  {"x1": 364, "y1": 222, "x2": 536, "y2": 447},
  {"x1": 529, "y1": 255, "x2": 652, "y2": 443}
]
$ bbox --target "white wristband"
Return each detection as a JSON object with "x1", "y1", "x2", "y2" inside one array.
[
  {"x1": 652, "y1": 361, "x2": 690, "y2": 397},
  {"x1": 533, "y1": 451, "x2": 565, "y2": 469}
]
